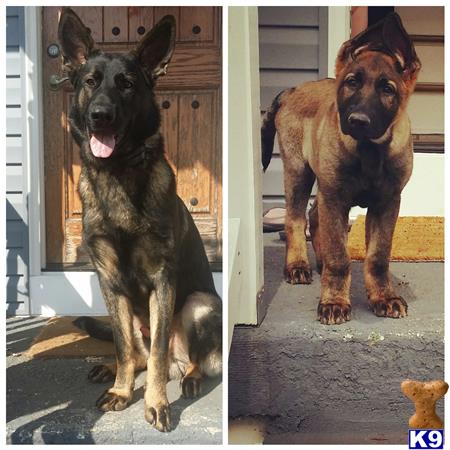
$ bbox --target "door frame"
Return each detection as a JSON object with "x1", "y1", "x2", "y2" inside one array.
[
  {"x1": 25, "y1": 6, "x2": 45, "y2": 281},
  {"x1": 24, "y1": 6, "x2": 223, "y2": 316}
]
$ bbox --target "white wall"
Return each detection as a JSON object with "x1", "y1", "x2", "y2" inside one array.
[{"x1": 228, "y1": 7, "x2": 264, "y2": 344}]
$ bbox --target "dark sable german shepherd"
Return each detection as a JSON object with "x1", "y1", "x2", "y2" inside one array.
[
  {"x1": 262, "y1": 13, "x2": 421, "y2": 325},
  {"x1": 58, "y1": 8, "x2": 222, "y2": 431}
]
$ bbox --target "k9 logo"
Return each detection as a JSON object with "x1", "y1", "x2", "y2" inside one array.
[{"x1": 409, "y1": 430, "x2": 444, "y2": 449}]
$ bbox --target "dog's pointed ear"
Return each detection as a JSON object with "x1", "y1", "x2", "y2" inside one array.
[
  {"x1": 135, "y1": 15, "x2": 176, "y2": 81},
  {"x1": 381, "y1": 13, "x2": 421, "y2": 79},
  {"x1": 335, "y1": 12, "x2": 421, "y2": 80},
  {"x1": 58, "y1": 7, "x2": 96, "y2": 69}
]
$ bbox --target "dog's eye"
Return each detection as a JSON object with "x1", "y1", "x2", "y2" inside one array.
[
  {"x1": 85, "y1": 78, "x2": 96, "y2": 87},
  {"x1": 382, "y1": 83, "x2": 396, "y2": 95},
  {"x1": 345, "y1": 76, "x2": 359, "y2": 88},
  {"x1": 122, "y1": 79, "x2": 134, "y2": 89}
]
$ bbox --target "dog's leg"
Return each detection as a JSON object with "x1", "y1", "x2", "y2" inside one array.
[
  {"x1": 86, "y1": 237, "x2": 142, "y2": 410},
  {"x1": 282, "y1": 161, "x2": 316, "y2": 284},
  {"x1": 365, "y1": 196, "x2": 407, "y2": 318},
  {"x1": 144, "y1": 276, "x2": 175, "y2": 432},
  {"x1": 308, "y1": 198, "x2": 322, "y2": 274},
  {"x1": 316, "y1": 191, "x2": 352, "y2": 325},
  {"x1": 94, "y1": 287, "x2": 138, "y2": 411}
]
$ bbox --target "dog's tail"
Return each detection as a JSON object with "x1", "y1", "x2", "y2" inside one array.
[
  {"x1": 261, "y1": 89, "x2": 290, "y2": 172},
  {"x1": 73, "y1": 316, "x2": 114, "y2": 341}
]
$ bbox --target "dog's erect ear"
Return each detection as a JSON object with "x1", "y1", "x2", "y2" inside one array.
[
  {"x1": 336, "y1": 13, "x2": 421, "y2": 80},
  {"x1": 381, "y1": 13, "x2": 421, "y2": 79},
  {"x1": 135, "y1": 15, "x2": 176, "y2": 81},
  {"x1": 58, "y1": 7, "x2": 96, "y2": 69}
]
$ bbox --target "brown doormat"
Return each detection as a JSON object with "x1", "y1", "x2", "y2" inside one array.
[
  {"x1": 348, "y1": 216, "x2": 444, "y2": 261},
  {"x1": 27, "y1": 316, "x2": 115, "y2": 358}
]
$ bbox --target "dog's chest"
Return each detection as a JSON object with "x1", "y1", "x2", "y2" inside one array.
[
  {"x1": 344, "y1": 142, "x2": 397, "y2": 207},
  {"x1": 79, "y1": 169, "x2": 148, "y2": 232}
]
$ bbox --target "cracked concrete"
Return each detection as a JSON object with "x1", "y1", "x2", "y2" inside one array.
[
  {"x1": 7, "y1": 317, "x2": 222, "y2": 444},
  {"x1": 229, "y1": 233, "x2": 444, "y2": 444}
]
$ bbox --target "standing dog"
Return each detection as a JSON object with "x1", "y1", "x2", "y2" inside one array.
[
  {"x1": 58, "y1": 8, "x2": 222, "y2": 431},
  {"x1": 262, "y1": 13, "x2": 421, "y2": 325}
]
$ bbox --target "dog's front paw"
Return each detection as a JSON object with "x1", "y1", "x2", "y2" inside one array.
[
  {"x1": 317, "y1": 302, "x2": 351, "y2": 325},
  {"x1": 284, "y1": 263, "x2": 312, "y2": 285},
  {"x1": 88, "y1": 364, "x2": 115, "y2": 383},
  {"x1": 370, "y1": 297, "x2": 408, "y2": 318},
  {"x1": 145, "y1": 401, "x2": 172, "y2": 432},
  {"x1": 182, "y1": 375, "x2": 202, "y2": 399},
  {"x1": 96, "y1": 389, "x2": 130, "y2": 411}
]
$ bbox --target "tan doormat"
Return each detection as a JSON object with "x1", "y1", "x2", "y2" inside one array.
[
  {"x1": 348, "y1": 216, "x2": 444, "y2": 261},
  {"x1": 27, "y1": 316, "x2": 115, "y2": 358}
]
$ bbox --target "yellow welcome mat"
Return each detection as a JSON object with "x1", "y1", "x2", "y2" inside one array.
[
  {"x1": 348, "y1": 216, "x2": 444, "y2": 261},
  {"x1": 27, "y1": 316, "x2": 115, "y2": 359}
]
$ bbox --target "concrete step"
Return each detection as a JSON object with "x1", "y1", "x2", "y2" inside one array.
[
  {"x1": 229, "y1": 236, "x2": 444, "y2": 444},
  {"x1": 7, "y1": 317, "x2": 222, "y2": 444}
]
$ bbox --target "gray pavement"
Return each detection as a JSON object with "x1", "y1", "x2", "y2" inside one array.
[
  {"x1": 7, "y1": 317, "x2": 222, "y2": 444},
  {"x1": 229, "y1": 233, "x2": 444, "y2": 444}
]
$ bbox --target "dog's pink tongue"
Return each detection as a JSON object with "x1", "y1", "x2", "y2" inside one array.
[{"x1": 90, "y1": 134, "x2": 116, "y2": 158}]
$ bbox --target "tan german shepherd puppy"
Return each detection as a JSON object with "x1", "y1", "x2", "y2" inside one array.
[{"x1": 262, "y1": 13, "x2": 421, "y2": 325}]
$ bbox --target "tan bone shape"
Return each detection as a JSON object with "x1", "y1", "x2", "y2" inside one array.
[{"x1": 401, "y1": 379, "x2": 448, "y2": 429}]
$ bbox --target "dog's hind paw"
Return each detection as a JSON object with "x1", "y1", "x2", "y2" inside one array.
[
  {"x1": 284, "y1": 264, "x2": 312, "y2": 285},
  {"x1": 370, "y1": 296, "x2": 408, "y2": 318},
  {"x1": 317, "y1": 302, "x2": 352, "y2": 325}
]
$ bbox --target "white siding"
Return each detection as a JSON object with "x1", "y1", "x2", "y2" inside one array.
[
  {"x1": 6, "y1": 6, "x2": 29, "y2": 315},
  {"x1": 259, "y1": 7, "x2": 325, "y2": 112},
  {"x1": 259, "y1": 6, "x2": 327, "y2": 206}
]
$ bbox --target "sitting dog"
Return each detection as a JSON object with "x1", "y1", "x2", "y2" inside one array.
[{"x1": 58, "y1": 8, "x2": 222, "y2": 431}]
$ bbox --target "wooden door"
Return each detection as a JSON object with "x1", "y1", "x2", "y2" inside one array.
[{"x1": 42, "y1": 7, "x2": 222, "y2": 270}]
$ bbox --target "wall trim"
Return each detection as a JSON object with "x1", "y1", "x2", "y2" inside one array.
[
  {"x1": 228, "y1": 6, "x2": 263, "y2": 329},
  {"x1": 30, "y1": 271, "x2": 223, "y2": 316}
]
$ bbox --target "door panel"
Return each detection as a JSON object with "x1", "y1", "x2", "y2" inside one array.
[
  {"x1": 129, "y1": 7, "x2": 155, "y2": 42},
  {"x1": 179, "y1": 8, "x2": 215, "y2": 42},
  {"x1": 103, "y1": 7, "x2": 129, "y2": 43},
  {"x1": 42, "y1": 6, "x2": 222, "y2": 269}
]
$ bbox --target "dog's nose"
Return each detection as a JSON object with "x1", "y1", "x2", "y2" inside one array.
[
  {"x1": 348, "y1": 112, "x2": 371, "y2": 129},
  {"x1": 90, "y1": 105, "x2": 115, "y2": 126}
]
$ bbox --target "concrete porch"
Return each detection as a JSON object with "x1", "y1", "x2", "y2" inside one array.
[
  {"x1": 229, "y1": 233, "x2": 444, "y2": 444},
  {"x1": 7, "y1": 317, "x2": 222, "y2": 444}
]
